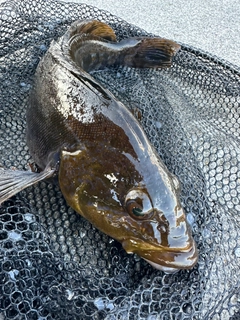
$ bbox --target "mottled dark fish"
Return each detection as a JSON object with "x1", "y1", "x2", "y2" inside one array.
[{"x1": 0, "y1": 20, "x2": 198, "y2": 273}]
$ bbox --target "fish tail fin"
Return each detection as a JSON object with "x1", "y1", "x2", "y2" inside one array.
[
  {"x1": 0, "y1": 168, "x2": 55, "y2": 205},
  {"x1": 68, "y1": 19, "x2": 117, "y2": 42},
  {"x1": 121, "y1": 38, "x2": 181, "y2": 68}
]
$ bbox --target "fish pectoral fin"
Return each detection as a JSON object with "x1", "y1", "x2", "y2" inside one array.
[{"x1": 0, "y1": 167, "x2": 55, "y2": 205}]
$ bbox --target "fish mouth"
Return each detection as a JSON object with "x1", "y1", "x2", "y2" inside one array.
[{"x1": 121, "y1": 238, "x2": 198, "y2": 272}]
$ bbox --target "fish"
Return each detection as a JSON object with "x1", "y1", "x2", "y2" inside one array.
[{"x1": 0, "y1": 19, "x2": 198, "y2": 273}]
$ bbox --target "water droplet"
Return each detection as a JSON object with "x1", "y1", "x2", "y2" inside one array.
[
  {"x1": 155, "y1": 121, "x2": 162, "y2": 129},
  {"x1": 66, "y1": 289, "x2": 74, "y2": 301},
  {"x1": 191, "y1": 134, "x2": 198, "y2": 142},
  {"x1": 234, "y1": 247, "x2": 240, "y2": 257},
  {"x1": 8, "y1": 269, "x2": 19, "y2": 281},
  {"x1": 94, "y1": 298, "x2": 105, "y2": 311},
  {"x1": 230, "y1": 294, "x2": 239, "y2": 305},
  {"x1": 106, "y1": 302, "x2": 115, "y2": 311},
  {"x1": 24, "y1": 213, "x2": 35, "y2": 222},
  {"x1": 26, "y1": 259, "x2": 32, "y2": 267},
  {"x1": 202, "y1": 228, "x2": 211, "y2": 239},
  {"x1": 39, "y1": 44, "x2": 47, "y2": 51},
  {"x1": 93, "y1": 298, "x2": 115, "y2": 311},
  {"x1": 8, "y1": 231, "x2": 22, "y2": 241},
  {"x1": 79, "y1": 230, "x2": 86, "y2": 238},
  {"x1": 187, "y1": 212, "x2": 195, "y2": 226}
]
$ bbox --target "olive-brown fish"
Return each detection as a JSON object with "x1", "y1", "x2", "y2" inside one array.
[{"x1": 0, "y1": 20, "x2": 198, "y2": 273}]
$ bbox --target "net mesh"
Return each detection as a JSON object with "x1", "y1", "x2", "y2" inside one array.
[{"x1": 0, "y1": 0, "x2": 240, "y2": 319}]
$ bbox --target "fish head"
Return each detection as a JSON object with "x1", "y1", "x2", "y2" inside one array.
[
  {"x1": 58, "y1": 143, "x2": 197, "y2": 273},
  {"x1": 120, "y1": 156, "x2": 198, "y2": 273},
  {"x1": 122, "y1": 181, "x2": 198, "y2": 273}
]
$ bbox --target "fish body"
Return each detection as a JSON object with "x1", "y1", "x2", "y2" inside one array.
[{"x1": 0, "y1": 20, "x2": 197, "y2": 272}]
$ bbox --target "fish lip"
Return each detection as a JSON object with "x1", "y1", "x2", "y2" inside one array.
[
  {"x1": 121, "y1": 237, "x2": 198, "y2": 271},
  {"x1": 121, "y1": 237, "x2": 193, "y2": 253},
  {"x1": 143, "y1": 259, "x2": 180, "y2": 274}
]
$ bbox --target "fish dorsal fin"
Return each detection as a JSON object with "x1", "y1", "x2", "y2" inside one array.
[
  {"x1": 0, "y1": 167, "x2": 55, "y2": 205},
  {"x1": 68, "y1": 20, "x2": 117, "y2": 42}
]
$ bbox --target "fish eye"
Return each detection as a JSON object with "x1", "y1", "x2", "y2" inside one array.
[{"x1": 125, "y1": 189, "x2": 153, "y2": 219}]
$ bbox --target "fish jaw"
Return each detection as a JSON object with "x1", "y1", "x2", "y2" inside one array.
[{"x1": 121, "y1": 236, "x2": 198, "y2": 272}]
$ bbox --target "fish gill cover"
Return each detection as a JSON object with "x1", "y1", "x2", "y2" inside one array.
[{"x1": 0, "y1": 0, "x2": 239, "y2": 319}]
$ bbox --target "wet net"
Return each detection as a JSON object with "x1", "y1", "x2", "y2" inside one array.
[{"x1": 0, "y1": 0, "x2": 240, "y2": 319}]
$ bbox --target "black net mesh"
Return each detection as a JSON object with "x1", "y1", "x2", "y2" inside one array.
[{"x1": 0, "y1": 0, "x2": 240, "y2": 319}]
